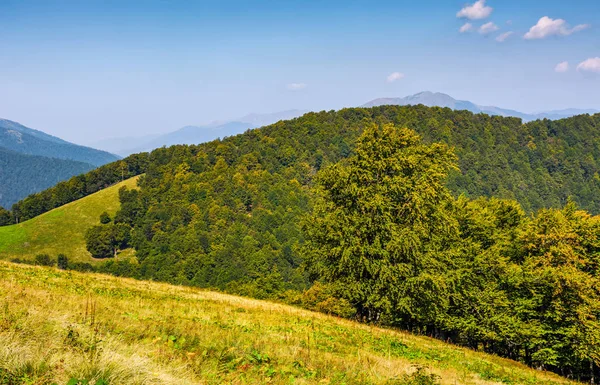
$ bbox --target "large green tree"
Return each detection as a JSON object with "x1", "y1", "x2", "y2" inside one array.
[
  {"x1": 304, "y1": 123, "x2": 458, "y2": 324},
  {"x1": 85, "y1": 222, "x2": 131, "y2": 259}
]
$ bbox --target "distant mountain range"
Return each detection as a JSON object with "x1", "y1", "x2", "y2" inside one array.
[
  {"x1": 93, "y1": 110, "x2": 307, "y2": 156},
  {"x1": 94, "y1": 99, "x2": 600, "y2": 157},
  {"x1": 363, "y1": 92, "x2": 599, "y2": 122},
  {"x1": 0, "y1": 119, "x2": 120, "y2": 208},
  {"x1": 0, "y1": 119, "x2": 119, "y2": 166}
]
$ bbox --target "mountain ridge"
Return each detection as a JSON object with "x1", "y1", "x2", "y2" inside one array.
[
  {"x1": 93, "y1": 109, "x2": 308, "y2": 156},
  {"x1": 0, "y1": 118, "x2": 121, "y2": 208},
  {"x1": 363, "y1": 91, "x2": 599, "y2": 122},
  {"x1": 0, "y1": 118, "x2": 119, "y2": 166}
]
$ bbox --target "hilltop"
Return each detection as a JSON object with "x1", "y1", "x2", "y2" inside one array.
[
  {"x1": 0, "y1": 176, "x2": 139, "y2": 262},
  {"x1": 0, "y1": 261, "x2": 573, "y2": 385}
]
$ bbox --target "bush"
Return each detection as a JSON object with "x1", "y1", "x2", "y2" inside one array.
[
  {"x1": 289, "y1": 282, "x2": 356, "y2": 318},
  {"x1": 99, "y1": 212, "x2": 112, "y2": 224},
  {"x1": 57, "y1": 254, "x2": 69, "y2": 270},
  {"x1": 388, "y1": 366, "x2": 440, "y2": 385},
  {"x1": 34, "y1": 254, "x2": 54, "y2": 267}
]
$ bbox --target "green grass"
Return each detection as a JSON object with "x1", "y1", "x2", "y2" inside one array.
[
  {"x1": 0, "y1": 176, "x2": 139, "y2": 263},
  {"x1": 0, "y1": 261, "x2": 577, "y2": 385}
]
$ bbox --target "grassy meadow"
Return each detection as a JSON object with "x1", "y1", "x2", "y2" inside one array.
[
  {"x1": 0, "y1": 261, "x2": 575, "y2": 385},
  {"x1": 0, "y1": 176, "x2": 139, "y2": 263}
]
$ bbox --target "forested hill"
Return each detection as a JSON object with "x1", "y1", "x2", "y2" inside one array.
[
  {"x1": 7, "y1": 106, "x2": 600, "y2": 220},
  {"x1": 0, "y1": 118, "x2": 122, "y2": 208},
  {"x1": 139, "y1": 105, "x2": 600, "y2": 213},
  {"x1": 0, "y1": 118, "x2": 119, "y2": 166},
  {"x1": 0, "y1": 148, "x2": 95, "y2": 209},
  {"x1": 5, "y1": 106, "x2": 600, "y2": 380}
]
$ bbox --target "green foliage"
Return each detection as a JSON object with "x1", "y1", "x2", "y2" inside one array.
[
  {"x1": 8, "y1": 152, "x2": 148, "y2": 224},
  {"x1": 306, "y1": 124, "x2": 600, "y2": 381},
  {"x1": 5, "y1": 106, "x2": 600, "y2": 381},
  {"x1": 99, "y1": 212, "x2": 111, "y2": 224},
  {"x1": 0, "y1": 208, "x2": 12, "y2": 226},
  {"x1": 57, "y1": 254, "x2": 68, "y2": 270},
  {"x1": 34, "y1": 254, "x2": 54, "y2": 267},
  {"x1": 0, "y1": 176, "x2": 139, "y2": 262},
  {"x1": 85, "y1": 223, "x2": 131, "y2": 259},
  {"x1": 286, "y1": 282, "x2": 356, "y2": 318},
  {"x1": 304, "y1": 124, "x2": 458, "y2": 323}
]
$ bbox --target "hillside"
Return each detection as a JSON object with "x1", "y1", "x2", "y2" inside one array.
[
  {"x1": 0, "y1": 147, "x2": 95, "y2": 209},
  {"x1": 0, "y1": 118, "x2": 121, "y2": 208},
  {"x1": 0, "y1": 176, "x2": 139, "y2": 262},
  {"x1": 3, "y1": 106, "x2": 600, "y2": 380},
  {"x1": 0, "y1": 118, "x2": 119, "y2": 166},
  {"x1": 0, "y1": 261, "x2": 573, "y2": 385}
]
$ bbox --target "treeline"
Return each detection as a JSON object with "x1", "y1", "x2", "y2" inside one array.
[{"x1": 6, "y1": 152, "x2": 150, "y2": 223}]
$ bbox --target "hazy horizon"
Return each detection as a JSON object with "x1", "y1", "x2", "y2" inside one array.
[{"x1": 1, "y1": 0, "x2": 599, "y2": 144}]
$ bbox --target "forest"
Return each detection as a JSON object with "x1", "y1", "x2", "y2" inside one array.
[
  {"x1": 6, "y1": 106, "x2": 600, "y2": 380},
  {"x1": 5, "y1": 152, "x2": 149, "y2": 223},
  {"x1": 0, "y1": 147, "x2": 95, "y2": 210}
]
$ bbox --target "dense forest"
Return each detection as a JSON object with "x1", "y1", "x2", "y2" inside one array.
[
  {"x1": 0, "y1": 119, "x2": 119, "y2": 166},
  {"x1": 0, "y1": 147, "x2": 95, "y2": 209},
  {"x1": 7, "y1": 106, "x2": 600, "y2": 222},
  {"x1": 7, "y1": 106, "x2": 600, "y2": 380},
  {"x1": 0, "y1": 118, "x2": 122, "y2": 208},
  {"x1": 7, "y1": 152, "x2": 149, "y2": 223}
]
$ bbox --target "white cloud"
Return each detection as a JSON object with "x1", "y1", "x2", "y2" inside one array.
[
  {"x1": 524, "y1": 16, "x2": 590, "y2": 39},
  {"x1": 386, "y1": 72, "x2": 405, "y2": 83},
  {"x1": 479, "y1": 22, "x2": 499, "y2": 35},
  {"x1": 496, "y1": 31, "x2": 513, "y2": 42},
  {"x1": 555, "y1": 61, "x2": 569, "y2": 73},
  {"x1": 459, "y1": 23, "x2": 474, "y2": 33},
  {"x1": 577, "y1": 58, "x2": 600, "y2": 73},
  {"x1": 457, "y1": 0, "x2": 493, "y2": 20},
  {"x1": 286, "y1": 83, "x2": 307, "y2": 91}
]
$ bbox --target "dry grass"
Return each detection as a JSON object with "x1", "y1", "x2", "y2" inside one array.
[
  {"x1": 0, "y1": 261, "x2": 575, "y2": 385},
  {"x1": 0, "y1": 176, "x2": 139, "y2": 263}
]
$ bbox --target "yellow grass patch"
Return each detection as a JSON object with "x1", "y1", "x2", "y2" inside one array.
[{"x1": 0, "y1": 261, "x2": 575, "y2": 385}]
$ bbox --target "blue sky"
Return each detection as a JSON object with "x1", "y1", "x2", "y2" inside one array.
[{"x1": 0, "y1": 0, "x2": 599, "y2": 144}]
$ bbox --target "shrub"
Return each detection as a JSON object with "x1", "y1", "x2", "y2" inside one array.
[
  {"x1": 387, "y1": 366, "x2": 440, "y2": 385},
  {"x1": 34, "y1": 254, "x2": 54, "y2": 267},
  {"x1": 99, "y1": 212, "x2": 112, "y2": 224},
  {"x1": 57, "y1": 254, "x2": 69, "y2": 270}
]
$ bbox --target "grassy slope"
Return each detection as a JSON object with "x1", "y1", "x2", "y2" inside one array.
[
  {"x1": 0, "y1": 176, "x2": 139, "y2": 262},
  {"x1": 0, "y1": 261, "x2": 574, "y2": 385}
]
